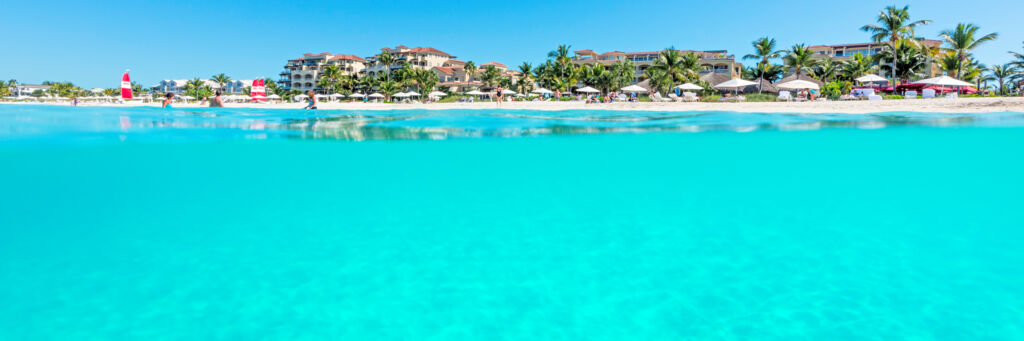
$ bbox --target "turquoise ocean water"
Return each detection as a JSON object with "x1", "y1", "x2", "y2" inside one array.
[{"x1": 1, "y1": 105, "x2": 1023, "y2": 340}]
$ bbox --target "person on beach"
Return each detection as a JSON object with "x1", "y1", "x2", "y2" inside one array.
[
  {"x1": 304, "y1": 90, "x2": 318, "y2": 110},
  {"x1": 71, "y1": 97, "x2": 78, "y2": 106},
  {"x1": 162, "y1": 93, "x2": 175, "y2": 108},
  {"x1": 209, "y1": 90, "x2": 224, "y2": 107},
  {"x1": 495, "y1": 87, "x2": 504, "y2": 107}
]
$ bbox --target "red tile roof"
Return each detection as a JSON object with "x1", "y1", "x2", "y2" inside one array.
[
  {"x1": 330, "y1": 54, "x2": 366, "y2": 62},
  {"x1": 446, "y1": 59, "x2": 467, "y2": 65},
  {"x1": 432, "y1": 66, "x2": 455, "y2": 74},
  {"x1": 482, "y1": 61, "x2": 507, "y2": 68}
]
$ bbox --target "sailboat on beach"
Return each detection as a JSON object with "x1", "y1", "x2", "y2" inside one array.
[
  {"x1": 251, "y1": 79, "x2": 266, "y2": 102},
  {"x1": 120, "y1": 70, "x2": 133, "y2": 100}
]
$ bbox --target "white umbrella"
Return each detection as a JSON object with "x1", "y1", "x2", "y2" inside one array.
[
  {"x1": 180, "y1": 95, "x2": 195, "y2": 100},
  {"x1": 349, "y1": 93, "x2": 365, "y2": 98},
  {"x1": 394, "y1": 92, "x2": 411, "y2": 98},
  {"x1": 916, "y1": 75, "x2": 973, "y2": 87},
  {"x1": 90, "y1": 88, "x2": 104, "y2": 93},
  {"x1": 531, "y1": 88, "x2": 553, "y2": 94},
  {"x1": 621, "y1": 85, "x2": 648, "y2": 93},
  {"x1": 428, "y1": 91, "x2": 447, "y2": 97},
  {"x1": 776, "y1": 80, "x2": 820, "y2": 90},
  {"x1": 514, "y1": 93, "x2": 527, "y2": 98},
  {"x1": 576, "y1": 86, "x2": 600, "y2": 93},
  {"x1": 466, "y1": 90, "x2": 486, "y2": 96},
  {"x1": 855, "y1": 74, "x2": 888, "y2": 83},
  {"x1": 714, "y1": 78, "x2": 758, "y2": 95},
  {"x1": 294, "y1": 94, "x2": 308, "y2": 99},
  {"x1": 368, "y1": 93, "x2": 384, "y2": 98},
  {"x1": 675, "y1": 83, "x2": 703, "y2": 90},
  {"x1": 267, "y1": 94, "x2": 281, "y2": 99},
  {"x1": 330, "y1": 93, "x2": 344, "y2": 98},
  {"x1": 500, "y1": 89, "x2": 516, "y2": 95},
  {"x1": 406, "y1": 91, "x2": 420, "y2": 97}
]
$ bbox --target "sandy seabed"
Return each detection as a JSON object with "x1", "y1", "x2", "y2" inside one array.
[{"x1": 5, "y1": 97, "x2": 1024, "y2": 114}]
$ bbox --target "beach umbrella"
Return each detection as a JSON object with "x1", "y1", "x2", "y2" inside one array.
[
  {"x1": 531, "y1": 88, "x2": 553, "y2": 94},
  {"x1": 294, "y1": 94, "x2": 308, "y2": 99},
  {"x1": 90, "y1": 88, "x2": 104, "y2": 93},
  {"x1": 675, "y1": 83, "x2": 703, "y2": 90},
  {"x1": 620, "y1": 84, "x2": 648, "y2": 93},
  {"x1": 267, "y1": 94, "x2": 281, "y2": 99},
  {"x1": 714, "y1": 78, "x2": 758, "y2": 95},
  {"x1": 576, "y1": 86, "x2": 600, "y2": 93},
  {"x1": 500, "y1": 89, "x2": 516, "y2": 95},
  {"x1": 394, "y1": 92, "x2": 411, "y2": 98},
  {"x1": 349, "y1": 93, "x2": 365, "y2": 98},
  {"x1": 329, "y1": 93, "x2": 344, "y2": 98},
  {"x1": 916, "y1": 75, "x2": 973, "y2": 87},
  {"x1": 855, "y1": 74, "x2": 888, "y2": 83},
  {"x1": 406, "y1": 91, "x2": 420, "y2": 97},
  {"x1": 428, "y1": 91, "x2": 447, "y2": 97},
  {"x1": 368, "y1": 93, "x2": 384, "y2": 98},
  {"x1": 466, "y1": 90, "x2": 486, "y2": 96},
  {"x1": 776, "y1": 79, "x2": 820, "y2": 90}
]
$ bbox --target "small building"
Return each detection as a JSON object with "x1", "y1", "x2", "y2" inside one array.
[
  {"x1": 571, "y1": 49, "x2": 743, "y2": 82},
  {"x1": 15, "y1": 84, "x2": 51, "y2": 96}
]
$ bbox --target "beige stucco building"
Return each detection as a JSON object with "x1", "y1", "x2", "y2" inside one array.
[
  {"x1": 808, "y1": 40, "x2": 944, "y2": 77},
  {"x1": 571, "y1": 49, "x2": 743, "y2": 82},
  {"x1": 280, "y1": 52, "x2": 366, "y2": 91},
  {"x1": 362, "y1": 46, "x2": 455, "y2": 78}
]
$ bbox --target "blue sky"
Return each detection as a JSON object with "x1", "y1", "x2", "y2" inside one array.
[{"x1": 2, "y1": 0, "x2": 1021, "y2": 88}]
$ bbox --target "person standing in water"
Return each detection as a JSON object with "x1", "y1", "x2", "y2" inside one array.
[
  {"x1": 162, "y1": 93, "x2": 175, "y2": 108},
  {"x1": 209, "y1": 90, "x2": 224, "y2": 107},
  {"x1": 304, "y1": 90, "x2": 318, "y2": 110},
  {"x1": 495, "y1": 86, "x2": 504, "y2": 107}
]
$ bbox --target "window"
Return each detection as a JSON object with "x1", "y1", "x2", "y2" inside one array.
[{"x1": 835, "y1": 51, "x2": 844, "y2": 57}]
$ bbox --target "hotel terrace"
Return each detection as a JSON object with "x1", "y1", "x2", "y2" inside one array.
[{"x1": 571, "y1": 49, "x2": 743, "y2": 82}]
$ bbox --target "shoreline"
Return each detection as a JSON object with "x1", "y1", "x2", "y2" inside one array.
[{"x1": 4, "y1": 96, "x2": 1024, "y2": 114}]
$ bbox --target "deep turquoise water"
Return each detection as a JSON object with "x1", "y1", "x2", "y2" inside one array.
[{"x1": 1, "y1": 105, "x2": 1023, "y2": 340}]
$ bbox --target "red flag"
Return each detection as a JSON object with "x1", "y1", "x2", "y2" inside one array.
[
  {"x1": 247, "y1": 78, "x2": 264, "y2": 101},
  {"x1": 120, "y1": 71, "x2": 133, "y2": 99}
]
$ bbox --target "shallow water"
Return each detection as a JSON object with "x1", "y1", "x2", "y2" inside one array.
[{"x1": 1, "y1": 105, "x2": 1023, "y2": 340}]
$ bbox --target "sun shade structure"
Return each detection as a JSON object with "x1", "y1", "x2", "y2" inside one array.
[
  {"x1": 267, "y1": 94, "x2": 281, "y2": 99},
  {"x1": 776, "y1": 80, "x2": 821, "y2": 90},
  {"x1": 675, "y1": 83, "x2": 703, "y2": 90},
  {"x1": 576, "y1": 86, "x2": 600, "y2": 93},
  {"x1": 714, "y1": 78, "x2": 758, "y2": 95},
  {"x1": 428, "y1": 91, "x2": 447, "y2": 97},
  {"x1": 855, "y1": 74, "x2": 888, "y2": 83},
  {"x1": 500, "y1": 89, "x2": 517, "y2": 95},
  {"x1": 368, "y1": 93, "x2": 384, "y2": 98},
  {"x1": 394, "y1": 92, "x2": 411, "y2": 98},
  {"x1": 916, "y1": 76, "x2": 973, "y2": 87},
  {"x1": 621, "y1": 85, "x2": 648, "y2": 92},
  {"x1": 349, "y1": 93, "x2": 365, "y2": 98},
  {"x1": 531, "y1": 88, "x2": 553, "y2": 94},
  {"x1": 465, "y1": 90, "x2": 486, "y2": 96}
]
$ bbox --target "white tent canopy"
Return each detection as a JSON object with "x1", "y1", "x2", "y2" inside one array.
[
  {"x1": 621, "y1": 85, "x2": 648, "y2": 92},
  {"x1": 349, "y1": 93, "x2": 365, "y2": 98},
  {"x1": 394, "y1": 92, "x2": 411, "y2": 98},
  {"x1": 714, "y1": 78, "x2": 758, "y2": 95},
  {"x1": 576, "y1": 86, "x2": 600, "y2": 93},
  {"x1": 855, "y1": 74, "x2": 888, "y2": 83},
  {"x1": 531, "y1": 88, "x2": 553, "y2": 94},
  {"x1": 368, "y1": 93, "x2": 385, "y2": 98},
  {"x1": 776, "y1": 80, "x2": 820, "y2": 90},
  {"x1": 916, "y1": 75, "x2": 973, "y2": 87},
  {"x1": 428, "y1": 91, "x2": 447, "y2": 97},
  {"x1": 675, "y1": 83, "x2": 703, "y2": 90},
  {"x1": 465, "y1": 90, "x2": 486, "y2": 96},
  {"x1": 500, "y1": 89, "x2": 516, "y2": 95},
  {"x1": 267, "y1": 94, "x2": 281, "y2": 99}
]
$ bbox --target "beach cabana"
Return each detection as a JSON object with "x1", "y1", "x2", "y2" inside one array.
[
  {"x1": 714, "y1": 78, "x2": 757, "y2": 95},
  {"x1": 909, "y1": 76, "x2": 976, "y2": 96},
  {"x1": 700, "y1": 73, "x2": 731, "y2": 87},
  {"x1": 675, "y1": 83, "x2": 703, "y2": 91}
]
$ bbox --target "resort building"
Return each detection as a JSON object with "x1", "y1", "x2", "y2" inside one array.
[
  {"x1": 280, "y1": 52, "x2": 366, "y2": 92},
  {"x1": 222, "y1": 80, "x2": 254, "y2": 94},
  {"x1": 808, "y1": 40, "x2": 944, "y2": 76},
  {"x1": 362, "y1": 46, "x2": 454, "y2": 78},
  {"x1": 432, "y1": 61, "x2": 520, "y2": 92},
  {"x1": 571, "y1": 49, "x2": 743, "y2": 82},
  {"x1": 150, "y1": 79, "x2": 224, "y2": 94},
  {"x1": 14, "y1": 84, "x2": 51, "y2": 96}
]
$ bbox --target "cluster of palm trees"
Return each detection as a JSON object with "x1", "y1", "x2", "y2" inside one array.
[
  {"x1": 527, "y1": 44, "x2": 696, "y2": 96},
  {"x1": 739, "y1": 5, "x2": 1020, "y2": 96},
  {"x1": 0, "y1": 79, "x2": 18, "y2": 97}
]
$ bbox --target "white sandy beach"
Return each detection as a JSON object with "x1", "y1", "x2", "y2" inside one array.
[{"x1": 5, "y1": 96, "x2": 1024, "y2": 114}]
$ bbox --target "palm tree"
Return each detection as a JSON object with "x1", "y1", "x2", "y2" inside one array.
[
  {"x1": 743, "y1": 37, "x2": 784, "y2": 93},
  {"x1": 1010, "y1": 42, "x2": 1024, "y2": 69},
  {"x1": 464, "y1": 61, "x2": 477, "y2": 86},
  {"x1": 918, "y1": 41, "x2": 945, "y2": 78},
  {"x1": 610, "y1": 59, "x2": 636, "y2": 90},
  {"x1": 377, "y1": 50, "x2": 396, "y2": 80},
  {"x1": 841, "y1": 53, "x2": 877, "y2": 80},
  {"x1": 811, "y1": 58, "x2": 841, "y2": 82},
  {"x1": 861, "y1": 5, "x2": 932, "y2": 85},
  {"x1": 414, "y1": 69, "x2": 439, "y2": 95},
  {"x1": 518, "y1": 62, "x2": 533, "y2": 82},
  {"x1": 783, "y1": 44, "x2": 818, "y2": 77},
  {"x1": 548, "y1": 45, "x2": 572, "y2": 65},
  {"x1": 481, "y1": 65, "x2": 501, "y2": 88},
  {"x1": 988, "y1": 64, "x2": 1017, "y2": 95},
  {"x1": 643, "y1": 68, "x2": 672, "y2": 95},
  {"x1": 185, "y1": 78, "x2": 211, "y2": 100},
  {"x1": 378, "y1": 78, "x2": 398, "y2": 101},
  {"x1": 211, "y1": 73, "x2": 231, "y2": 89},
  {"x1": 648, "y1": 49, "x2": 688, "y2": 87},
  {"x1": 939, "y1": 23, "x2": 998, "y2": 79},
  {"x1": 875, "y1": 40, "x2": 928, "y2": 83}
]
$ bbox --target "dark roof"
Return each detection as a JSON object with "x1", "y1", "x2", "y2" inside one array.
[
  {"x1": 699, "y1": 73, "x2": 731, "y2": 86},
  {"x1": 740, "y1": 78, "x2": 778, "y2": 93}
]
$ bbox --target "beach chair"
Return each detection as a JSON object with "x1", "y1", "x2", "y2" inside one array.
[
  {"x1": 683, "y1": 92, "x2": 699, "y2": 102},
  {"x1": 651, "y1": 93, "x2": 672, "y2": 102},
  {"x1": 778, "y1": 91, "x2": 793, "y2": 101},
  {"x1": 945, "y1": 92, "x2": 958, "y2": 99},
  {"x1": 904, "y1": 91, "x2": 918, "y2": 99},
  {"x1": 922, "y1": 89, "x2": 936, "y2": 99},
  {"x1": 668, "y1": 93, "x2": 682, "y2": 102},
  {"x1": 868, "y1": 95, "x2": 883, "y2": 101},
  {"x1": 736, "y1": 95, "x2": 747, "y2": 102}
]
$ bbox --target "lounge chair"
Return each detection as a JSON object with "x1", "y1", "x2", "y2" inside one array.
[
  {"x1": 868, "y1": 95, "x2": 883, "y2": 101},
  {"x1": 904, "y1": 91, "x2": 918, "y2": 99},
  {"x1": 682, "y1": 92, "x2": 700, "y2": 102},
  {"x1": 651, "y1": 93, "x2": 671, "y2": 102},
  {"x1": 668, "y1": 93, "x2": 682, "y2": 102},
  {"x1": 778, "y1": 91, "x2": 793, "y2": 101},
  {"x1": 945, "y1": 93, "x2": 958, "y2": 99},
  {"x1": 922, "y1": 89, "x2": 936, "y2": 99}
]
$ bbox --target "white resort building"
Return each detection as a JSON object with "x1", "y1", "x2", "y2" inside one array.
[
  {"x1": 279, "y1": 52, "x2": 367, "y2": 92},
  {"x1": 362, "y1": 46, "x2": 454, "y2": 78},
  {"x1": 571, "y1": 49, "x2": 743, "y2": 82}
]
